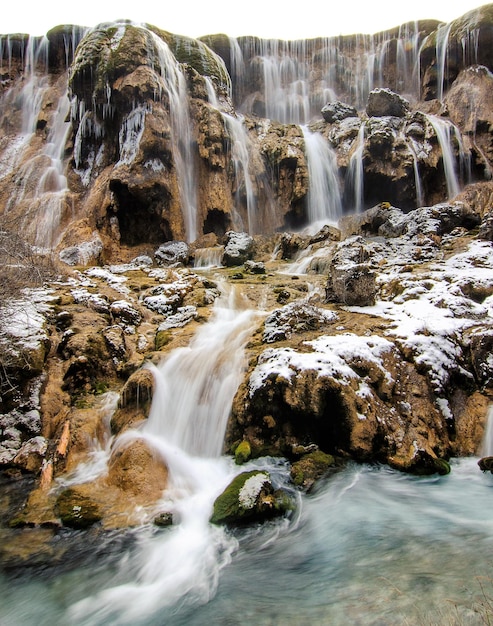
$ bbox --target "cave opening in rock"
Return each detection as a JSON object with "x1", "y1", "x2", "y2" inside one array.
[
  {"x1": 303, "y1": 390, "x2": 352, "y2": 455},
  {"x1": 203, "y1": 208, "x2": 230, "y2": 237},
  {"x1": 109, "y1": 180, "x2": 170, "y2": 246}
]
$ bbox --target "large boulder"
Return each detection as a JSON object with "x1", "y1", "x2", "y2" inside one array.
[
  {"x1": 366, "y1": 88, "x2": 410, "y2": 118},
  {"x1": 222, "y1": 231, "x2": 255, "y2": 266},
  {"x1": 228, "y1": 331, "x2": 451, "y2": 472},
  {"x1": 321, "y1": 101, "x2": 358, "y2": 123}
]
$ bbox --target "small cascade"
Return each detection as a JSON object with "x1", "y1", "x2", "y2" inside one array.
[
  {"x1": 144, "y1": 286, "x2": 259, "y2": 456},
  {"x1": 408, "y1": 140, "x2": 425, "y2": 208},
  {"x1": 69, "y1": 285, "x2": 260, "y2": 623},
  {"x1": 302, "y1": 126, "x2": 342, "y2": 226},
  {"x1": 55, "y1": 392, "x2": 119, "y2": 488},
  {"x1": 481, "y1": 405, "x2": 493, "y2": 457},
  {"x1": 344, "y1": 122, "x2": 366, "y2": 213},
  {"x1": 426, "y1": 114, "x2": 470, "y2": 200},
  {"x1": 193, "y1": 246, "x2": 224, "y2": 269}
]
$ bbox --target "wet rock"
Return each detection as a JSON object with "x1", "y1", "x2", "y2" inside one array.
[
  {"x1": 157, "y1": 306, "x2": 198, "y2": 330},
  {"x1": 321, "y1": 101, "x2": 358, "y2": 123},
  {"x1": 290, "y1": 450, "x2": 336, "y2": 490},
  {"x1": 222, "y1": 231, "x2": 254, "y2": 266},
  {"x1": 234, "y1": 440, "x2": 251, "y2": 465},
  {"x1": 111, "y1": 368, "x2": 154, "y2": 434},
  {"x1": 366, "y1": 88, "x2": 410, "y2": 118},
  {"x1": 102, "y1": 325, "x2": 127, "y2": 362},
  {"x1": 58, "y1": 235, "x2": 103, "y2": 267},
  {"x1": 244, "y1": 260, "x2": 266, "y2": 274},
  {"x1": 445, "y1": 66, "x2": 493, "y2": 174},
  {"x1": 478, "y1": 210, "x2": 493, "y2": 241},
  {"x1": 154, "y1": 512, "x2": 173, "y2": 527},
  {"x1": 106, "y1": 438, "x2": 168, "y2": 500},
  {"x1": 469, "y1": 329, "x2": 493, "y2": 386},
  {"x1": 210, "y1": 470, "x2": 292, "y2": 525},
  {"x1": 55, "y1": 485, "x2": 104, "y2": 529},
  {"x1": 278, "y1": 232, "x2": 308, "y2": 260},
  {"x1": 389, "y1": 449, "x2": 451, "y2": 476},
  {"x1": 478, "y1": 456, "x2": 493, "y2": 472}
]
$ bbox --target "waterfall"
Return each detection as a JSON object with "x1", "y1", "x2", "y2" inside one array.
[
  {"x1": 1, "y1": 34, "x2": 72, "y2": 248},
  {"x1": 231, "y1": 28, "x2": 427, "y2": 122},
  {"x1": 344, "y1": 122, "x2": 365, "y2": 213},
  {"x1": 69, "y1": 286, "x2": 260, "y2": 624},
  {"x1": 435, "y1": 22, "x2": 453, "y2": 101},
  {"x1": 302, "y1": 126, "x2": 342, "y2": 226},
  {"x1": 222, "y1": 113, "x2": 258, "y2": 233},
  {"x1": 426, "y1": 114, "x2": 469, "y2": 200},
  {"x1": 150, "y1": 30, "x2": 198, "y2": 242},
  {"x1": 408, "y1": 137, "x2": 425, "y2": 207},
  {"x1": 193, "y1": 246, "x2": 224, "y2": 269}
]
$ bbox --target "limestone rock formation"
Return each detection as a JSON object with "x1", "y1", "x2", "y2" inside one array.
[{"x1": 2, "y1": 6, "x2": 493, "y2": 545}]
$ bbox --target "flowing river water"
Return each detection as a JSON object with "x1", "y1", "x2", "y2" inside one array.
[
  {"x1": 2, "y1": 459, "x2": 493, "y2": 625},
  {"x1": 2, "y1": 287, "x2": 493, "y2": 625}
]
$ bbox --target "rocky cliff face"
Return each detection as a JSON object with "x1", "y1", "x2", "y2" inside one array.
[
  {"x1": 1, "y1": 7, "x2": 493, "y2": 536},
  {"x1": 1, "y1": 7, "x2": 493, "y2": 259}
]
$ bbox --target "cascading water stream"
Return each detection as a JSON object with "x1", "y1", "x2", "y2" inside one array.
[
  {"x1": 344, "y1": 122, "x2": 365, "y2": 213},
  {"x1": 149, "y1": 30, "x2": 198, "y2": 242},
  {"x1": 425, "y1": 114, "x2": 470, "y2": 200},
  {"x1": 69, "y1": 285, "x2": 261, "y2": 625},
  {"x1": 301, "y1": 126, "x2": 342, "y2": 228},
  {"x1": 481, "y1": 405, "x2": 493, "y2": 457},
  {"x1": 222, "y1": 113, "x2": 258, "y2": 234},
  {"x1": 0, "y1": 34, "x2": 72, "y2": 248},
  {"x1": 435, "y1": 22, "x2": 453, "y2": 102}
]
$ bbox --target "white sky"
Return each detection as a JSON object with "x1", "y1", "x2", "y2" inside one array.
[{"x1": 2, "y1": 0, "x2": 487, "y2": 39}]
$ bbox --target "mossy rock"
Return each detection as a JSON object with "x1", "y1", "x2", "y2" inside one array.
[
  {"x1": 290, "y1": 450, "x2": 336, "y2": 490},
  {"x1": 390, "y1": 449, "x2": 451, "y2": 476},
  {"x1": 149, "y1": 26, "x2": 231, "y2": 91},
  {"x1": 55, "y1": 486, "x2": 104, "y2": 529},
  {"x1": 210, "y1": 470, "x2": 292, "y2": 526},
  {"x1": 234, "y1": 440, "x2": 251, "y2": 465},
  {"x1": 155, "y1": 329, "x2": 172, "y2": 350}
]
